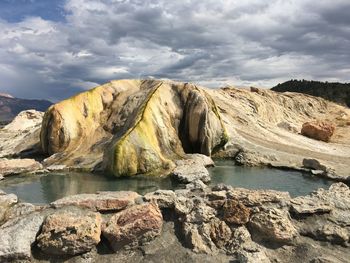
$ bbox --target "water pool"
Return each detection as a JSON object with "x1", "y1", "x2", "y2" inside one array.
[{"x1": 0, "y1": 161, "x2": 333, "y2": 204}]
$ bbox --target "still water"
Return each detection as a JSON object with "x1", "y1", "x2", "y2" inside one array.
[{"x1": 0, "y1": 161, "x2": 333, "y2": 204}]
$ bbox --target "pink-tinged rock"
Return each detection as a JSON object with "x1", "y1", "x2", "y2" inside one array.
[
  {"x1": 50, "y1": 191, "x2": 141, "y2": 212},
  {"x1": 0, "y1": 158, "x2": 43, "y2": 177},
  {"x1": 301, "y1": 121, "x2": 335, "y2": 142},
  {"x1": 103, "y1": 202, "x2": 163, "y2": 251}
]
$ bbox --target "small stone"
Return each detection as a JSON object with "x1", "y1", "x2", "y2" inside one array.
[
  {"x1": 103, "y1": 202, "x2": 163, "y2": 251},
  {"x1": 51, "y1": 191, "x2": 141, "y2": 212},
  {"x1": 37, "y1": 208, "x2": 101, "y2": 255},
  {"x1": 222, "y1": 199, "x2": 251, "y2": 225}
]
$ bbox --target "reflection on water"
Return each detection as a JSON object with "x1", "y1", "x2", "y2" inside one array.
[
  {"x1": 0, "y1": 161, "x2": 335, "y2": 204},
  {"x1": 209, "y1": 160, "x2": 333, "y2": 197},
  {"x1": 0, "y1": 172, "x2": 177, "y2": 204}
]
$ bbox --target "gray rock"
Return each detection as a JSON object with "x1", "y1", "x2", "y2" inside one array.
[
  {"x1": 174, "y1": 196, "x2": 194, "y2": 216},
  {"x1": 0, "y1": 212, "x2": 45, "y2": 261},
  {"x1": 185, "y1": 198, "x2": 216, "y2": 223},
  {"x1": 172, "y1": 159, "x2": 211, "y2": 184},
  {"x1": 290, "y1": 196, "x2": 332, "y2": 215},
  {"x1": 185, "y1": 179, "x2": 209, "y2": 190},
  {"x1": 144, "y1": 190, "x2": 176, "y2": 209}
]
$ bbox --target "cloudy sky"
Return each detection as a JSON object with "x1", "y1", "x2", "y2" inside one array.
[{"x1": 0, "y1": 0, "x2": 349, "y2": 101}]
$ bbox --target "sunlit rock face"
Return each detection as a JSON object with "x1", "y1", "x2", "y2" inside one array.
[{"x1": 40, "y1": 79, "x2": 228, "y2": 176}]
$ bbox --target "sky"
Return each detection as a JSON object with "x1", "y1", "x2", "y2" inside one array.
[{"x1": 0, "y1": 0, "x2": 349, "y2": 101}]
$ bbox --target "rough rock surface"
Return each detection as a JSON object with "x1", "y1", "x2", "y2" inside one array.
[
  {"x1": 40, "y1": 80, "x2": 228, "y2": 176},
  {"x1": 37, "y1": 208, "x2": 102, "y2": 255},
  {"x1": 249, "y1": 208, "x2": 298, "y2": 244},
  {"x1": 0, "y1": 212, "x2": 45, "y2": 261},
  {"x1": 209, "y1": 87, "x2": 350, "y2": 181},
  {"x1": 144, "y1": 190, "x2": 176, "y2": 209},
  {"x1": 222, "y1": 199, "x2": 251, "y2": 225},
  {"x1": 301, "y1": 120, "x2": 335, "y2": 142},
  {"x1": 0, "y1": 192, "x2": 18, "y2": 223},
  {"x1": 0, "y1": 158, "x2": 43, "y2": 177},
  {"x1": 0, "y1": 183, "x2": 349, "y2": 262},
  {"x1": 0, "y1": 110, "x2": 44, "y2": 158},
  {"x1": 50, "y1": 191, "x2": 141, "y2": 212},
  {"x1": 103, "y1": 202, "x2": 163, "y2": 251},
  {"x1": 172, "y1": 158, "x2": 211, "y2": 183}
]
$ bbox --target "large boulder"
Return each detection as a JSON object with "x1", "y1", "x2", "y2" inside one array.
[
  {"x1": 40, "y1": 80, "x2": 228, "y2": 176},
  {"x1": 37, "y1": 209, "x2": 102, "y2": 255},
  {"x1": 102, "y1": 202, "x2": 163, "y2": 251},
  {"x1": 301, "y1": 120, "x2": 335, "y2": 142},
  {"x1": 0, "y1": 212, "x2": 45, "y2": 261},
  {"x1": 0, "y1": 158, "x2": 43, "y2": 177},
  {"x1": 50, "y1": 191, "x2": 141, "y2": 212}
]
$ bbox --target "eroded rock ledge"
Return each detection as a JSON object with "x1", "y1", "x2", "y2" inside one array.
[{"x1": 0, "y1": 182, "x2": 349, "y2": 262}]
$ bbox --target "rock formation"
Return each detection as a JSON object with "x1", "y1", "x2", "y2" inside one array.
[
  {"x1": 1, "y1": 79, "x2": 349, "y2": 181},
  {"x1": 40, "y1": 80, "x2": 228, "y2": 177}
]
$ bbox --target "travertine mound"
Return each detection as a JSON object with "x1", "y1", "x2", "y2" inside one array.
[{"x1": 40, "y1": 80, "x2": 228, "y2": 176}]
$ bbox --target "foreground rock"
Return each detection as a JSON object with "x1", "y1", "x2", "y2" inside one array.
[
  {"x1": 301, "y1": 120, "x2": 335, "y2": 142},
  {"x1": 290, "y1": 183, "x2": 350, "y2": 246},
  {"x1": 37, "y1": 208, "x2": 102, "y2": 255},
  {"x1": 50, "y1": 191, "x2": 141, "y2": 212},
  {"x1": 0, "y1": 158, "x2": 43, "y2": 177},
  {"x1": 103, "y1": 202, "x2": 163, "y2": 251},
  {"x1": 0, "y1": 183, "x2": 349, "y2": 262},
  {"x1": 0, "y1": 212, "x2": 45, "y2": 261}
]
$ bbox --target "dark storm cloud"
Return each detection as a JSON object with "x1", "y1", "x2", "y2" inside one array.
[{"x1": 0, "y1": 0, "x2": 349, "y2": 100}]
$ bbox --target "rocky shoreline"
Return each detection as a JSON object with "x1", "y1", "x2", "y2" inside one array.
[{"x1": 1, "y1": 180, "x2": 349, "y2": 262}]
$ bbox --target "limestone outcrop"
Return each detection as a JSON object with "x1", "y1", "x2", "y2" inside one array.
[{"x1": 40, "y1": 80, "x2": 228, "y2": 177}]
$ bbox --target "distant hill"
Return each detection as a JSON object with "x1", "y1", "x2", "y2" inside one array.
[
  {"x1": 272, "y1": 80, "x2": 350, "y2": 107},
  {"x1": 0, "y1": 93, "x2": 52, "y2": 124}
]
